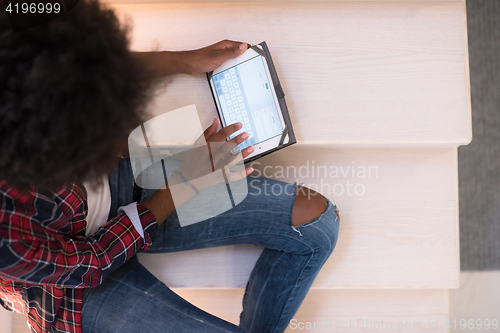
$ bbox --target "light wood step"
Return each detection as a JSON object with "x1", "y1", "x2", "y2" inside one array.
[
  {"x1": 0, "y1": 307, "x2": 12, "y2": 333},
  {"x1": 172, "y1": 288, "x2": 449, "y2": 333},
  {"x1": 137, "y1": 147, "x2": 459, "y2": 289},
  {"x1": 109, "y1": 0, "x2": 471, "y2": 147},
  {"x1": 4, "y1": 289, "x2": 449, "y2": 333}
]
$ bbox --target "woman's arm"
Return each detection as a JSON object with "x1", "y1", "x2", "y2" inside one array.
[
  {"x1": 142, "y1": 118, "x2": 254, "y2": 223},
  {"x1": 131, "y1": 40, "x2": 249, "y2": 78}
]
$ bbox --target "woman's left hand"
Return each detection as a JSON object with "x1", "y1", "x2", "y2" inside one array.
[
  {"x1": 183, "y1": 40, "x2": 249, "y2": 75},
  {"x1": 132, "y1": 40, "x2": 249, "y2": 78}
]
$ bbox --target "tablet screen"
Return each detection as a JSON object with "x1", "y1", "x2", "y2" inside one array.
[{"x1": 212, "y1": 55, "x2": 283, "y2": 151}]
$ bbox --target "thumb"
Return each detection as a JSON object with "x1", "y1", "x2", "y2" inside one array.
[
  {"x1": 223, "y1": 42, "x2": 248, "y2": 59},
  {"x1": 236, "y1": 42, "x2": 249, "y2": 54},
  {"x1": 204, "y1": 118, "x2": 219, "y2": 140}
]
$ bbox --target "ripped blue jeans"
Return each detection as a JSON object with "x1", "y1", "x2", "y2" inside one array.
[{"x1": 81, "y1": 160, "x2": 340, "y2": 333}]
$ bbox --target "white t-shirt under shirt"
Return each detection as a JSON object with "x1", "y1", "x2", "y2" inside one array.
[
  {"x1": 83, "y1": 176, "x2": 112, "y2": 236},
  {"x1": 83, "y1": 175, "x2": 145, "y2": 242}
]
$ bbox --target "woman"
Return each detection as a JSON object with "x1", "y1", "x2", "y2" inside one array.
[{"x1": 0, "y1": 1, "x2": 339, "y2": 332}]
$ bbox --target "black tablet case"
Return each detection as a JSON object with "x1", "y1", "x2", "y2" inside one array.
[{"x1": 207, "y1": 41, "x2": 296, "y2": 163}]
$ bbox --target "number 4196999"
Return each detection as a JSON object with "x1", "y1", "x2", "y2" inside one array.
[
  {"x1": 445, "y1": 319, "x2": 498, "y2": 330},
  {"x1": 5, "y1": 2, "x2": 61, "y2": 14}
]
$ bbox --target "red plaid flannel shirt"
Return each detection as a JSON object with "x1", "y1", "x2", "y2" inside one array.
[{"x1": 0, "y1": 181, "x2": 158, "y2": 332}]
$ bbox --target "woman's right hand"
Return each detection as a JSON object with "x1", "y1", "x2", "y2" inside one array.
[
  {"x1": 142, "y1": 118, "x2": 253, "y2": 225},
  {"x1": 174, "y1": 118, "x2": 254, "y2": 191}
]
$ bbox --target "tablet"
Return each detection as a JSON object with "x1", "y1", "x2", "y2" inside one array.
[{"x1": 207, "y1": 42, "x2": 296, "y2": 162}]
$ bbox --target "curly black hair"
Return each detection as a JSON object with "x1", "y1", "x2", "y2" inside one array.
[{"x1": 0, "y1": 0, "x2": 153, "y2": 190}]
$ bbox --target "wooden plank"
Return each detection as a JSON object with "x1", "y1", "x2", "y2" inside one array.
[
  {"x1": 109, "y1": 1, "x2": 471, "y2": 146},
  {"x1": 450, "y1": 271, "x2": 500, "y2": 326},
  {"x1": 9, "y1": 289, "x2": 449, "y2": 333},
  {"x1": 0, "y1": 307, "x2": 12, "y2": 333},
  {"x1": 173, "y1": 288, "x2": 450, "y2": 333},
  {"x1": 9, "y1": 313, "x2": 30, "y2": 333},
  {"x1": 137, "y1": 147, "x2": 459, "y2": 289}
]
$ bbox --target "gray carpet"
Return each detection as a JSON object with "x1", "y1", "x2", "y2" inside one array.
[{"x1": 459, "y1": 0, "x2": 500, "y2": 270}]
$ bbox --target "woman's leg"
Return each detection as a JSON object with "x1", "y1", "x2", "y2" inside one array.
[
  {"x1": 103, "y1": 158, "x2": 339, "y2": 333},
  {"x1": 136, "y1": 170, "x2": 340, "y2": 332},
  {"x1": 81, "y1": 255, "x2": 248, "y2": 333},
  {"x1": 82, "y1": 159, "x2": 248, "y2": 333}
]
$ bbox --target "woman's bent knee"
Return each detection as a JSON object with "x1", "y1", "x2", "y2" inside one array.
[
  {"x1": 290, "y1": 186, "x2": 340, "y2": 257},
  {"x1": 292, "y1": 186, "x2": 329, "y2": 226}
]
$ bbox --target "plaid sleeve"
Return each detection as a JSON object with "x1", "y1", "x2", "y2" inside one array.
[{"x1": 0, "y1": 186, "x2": 158, "y2": 288}]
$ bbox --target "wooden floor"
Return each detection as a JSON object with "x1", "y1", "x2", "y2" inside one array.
[
  {"x1": 110, "y1": 0, "x2": 471, "y2": 146},
  {"x1": 138, "y1": 146, "x2": 460, "y2": 289},
  {"x1": 175, "y1": 289, "x2": 450, "y2": 333},
  {"x1": 6, "y1": 288, "x2": 449, "y2": 333}
]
